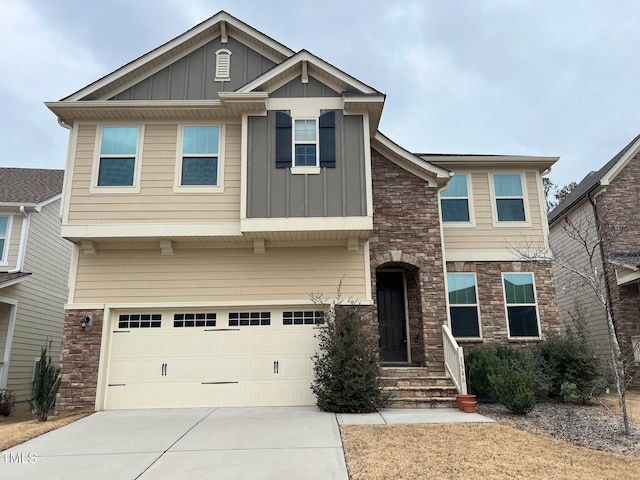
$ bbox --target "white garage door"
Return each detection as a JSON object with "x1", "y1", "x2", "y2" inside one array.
[{"x1": 104, "y1": 308, "x2": 323, "y2": 409}]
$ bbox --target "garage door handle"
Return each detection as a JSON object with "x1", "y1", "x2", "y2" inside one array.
[
  {"x1": 273, "y1": 360, "x2": 279, "y2": 374},
  {"x1": 161, "y1": 363, "x2": 167, "y2": 376}
]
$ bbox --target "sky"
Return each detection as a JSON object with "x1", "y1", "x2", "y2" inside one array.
[{"x1": 2, "y1": 0, "x2": 640, "y2": 189}]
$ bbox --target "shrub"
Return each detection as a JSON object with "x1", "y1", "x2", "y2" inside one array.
[
  {"x1": 532, "y1": 332, "x2": 605, "y2": 404},
  {"x1": 311, "y1": 305, "x2": 387, "y2": 413},
  {"x1": 465, "y1": 346, "x2": 529, "y2": 402},
  {"x1": 0, "y1": 389, "x2": 16, "y2": 416},
  {"x1": 29, "y1": 343, "x2": 61, "y2": 421},
  {"x1": 488, "y1": 362, "x2": 536, "y2": 414}
]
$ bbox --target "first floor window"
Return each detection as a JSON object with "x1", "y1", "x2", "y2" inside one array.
[
  {"x1": 440, "y1": 174, "x2": 470, "y2": 222},
  {"x1": 98, "y1": 126, "x2": 139, "y2": 186},
  {"x1": 447, "y1": 273, "x2": 480, "y2": 337},
  {"x1": 493, "y1": 173, "x2": 525, "y2": 221},
  {"x1": 0, "y1": 216, "x2": 8, "y2": 261},
  {"x1": 181, "y1": 126, "x2": 220, "y2": 185},
  {"x1": 503, "y1": 272, "x2": 540, "y2": 337}
]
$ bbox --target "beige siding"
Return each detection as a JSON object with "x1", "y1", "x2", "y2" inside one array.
[
  {"x1": 4, "y1": 214, "x2": 24, "y2": 269},
  {"x1": 67, "y1": 122, "x2": 241, "y2": 224},
  {"x1": 3, "y1": 200, "x2": 71, "y2": 403},
  {"x1": 548, "y1": 201, "x2": 609, "y2": 356},
  {"x1": 0, "y1": 303, "x2": 9, "y2": 360},
  {"x1": 74, "y1": 245, "x2": 367, "y2": 304},
  {"x1": 443, "y1": 169, "x2": 547, "y2": 256}
]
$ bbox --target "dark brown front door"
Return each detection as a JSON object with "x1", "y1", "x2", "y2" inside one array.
[{"x1": 377, "y1": 271, "x2": 408, "y2": 362}]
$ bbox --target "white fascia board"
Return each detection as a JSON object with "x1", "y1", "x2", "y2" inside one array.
[
  {"x1": 35, "y1": 194, "x2": 63, "y2": 211},
  {"x1": 614, "y1": 267, "x2": 640, "y2": 286},
  {"x1": 0, "y1": 203, "x2": 38, "y2": 211},
  {"x1": 423, "y1": 154, "x2": 559, "y2": 172},
  {"x1": 372, "y1": 132, "x2": 452, "y2": 185},
  {"x1": 61, "y1": 222, "x2": 242, "y2": 239},
  {"x1": 236, "y1": 51, "x2": 378, "y2": 95},
  {"x1": 240, "y1": 216, "x2": 373, "y2": 233},
  {"x1": 600, "y1": 136, "x2": 640, "y2": 186},
  {"x1": 63, "y1": 12, "x2": 294, "y2": 102},
  {"x1": 46, "y1": 100, "x2": 226, "y2": 113}
]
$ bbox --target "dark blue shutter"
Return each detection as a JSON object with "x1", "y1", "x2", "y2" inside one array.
[
  {"x1": 319, "y1": 111, "x2": 336, "y2": 168},
  {"x1": 275, "y1": 112, "x2": 292, "y2": 168}
]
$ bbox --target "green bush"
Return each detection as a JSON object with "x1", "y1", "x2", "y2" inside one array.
[
  {"x1": 0, "y1": 389, "x2": 16, "y2": 416},
  {"x1": 532, "y1": 332, "x2": 605, "y2": 404},
  {"x1": 465, "y1": 346, "x2": 529, "y2": 402},
  {"x1": 311, "y1": 306, "x2": 387, "y2": 413},
  {"x1": 488, "y1": 363, "x2": 536, "y2": 414},
  {"x1": 29, "y1": 343, "x2": 61, "y2": 422}
]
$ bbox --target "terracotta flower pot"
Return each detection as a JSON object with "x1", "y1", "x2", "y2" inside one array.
[
  {"x1": 460, "y1": 400, "x2": 477, "y2": 413},
  {"x1": 455, "y1": 394, "x2": 476, "y2": 411}
]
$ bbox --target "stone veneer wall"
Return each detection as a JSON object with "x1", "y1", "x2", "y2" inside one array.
[
  {"x1": 56, "y1": 309, "x2": 104, "y2": 412},
  {"x1": 446, "y1": 260, "x2": 560, "y2": 351},
  {"x1": 364, "y1": 149, "x2": 448, "y2": 373},
  {"x1": 597, "y1": 153, "x2": 640, "y2": 381}
]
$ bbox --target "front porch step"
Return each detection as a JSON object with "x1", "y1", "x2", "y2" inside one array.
[{"x1": 380, "y1": 367, "x2": 459, "y2": 409}]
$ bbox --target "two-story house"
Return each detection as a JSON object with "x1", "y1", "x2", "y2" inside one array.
[
  {"x1": 46, "y1": 11, "x2": 559, "y2": 411},
  {"x1": 549, "y1": 134, "x2": 640, "y2": 378},
  {"x1": 0, "y1": 168, "x2": 71, "y2": 411}
]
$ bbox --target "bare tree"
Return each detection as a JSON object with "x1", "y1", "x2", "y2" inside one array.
[{"x1": 511, "y1": 209, "x2": 631, "y2": 434}]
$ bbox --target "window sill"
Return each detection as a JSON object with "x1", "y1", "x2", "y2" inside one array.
[
  {"x1": 491, "y1": 220, "x2": 532, "y2": 228},
  {"x1": 291, "y1": 166, "x2": 321, "y2": 175},
  {"x1": 507, "y1": 337, "x2": 542, "y2": 342},
  {"x1": 89, "y1": 185, "x2": 141, "y2": 195},
  {"x1": 455, "y1": 337, "x2": 483, "y2": 343},
  {"x1": 173, "y1": 185, "x2": 225, "y2": 194}
]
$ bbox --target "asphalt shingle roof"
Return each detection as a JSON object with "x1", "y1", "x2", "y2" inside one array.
[{"x1": 0, "y1": 168, "x2": 64, "y2": 204}]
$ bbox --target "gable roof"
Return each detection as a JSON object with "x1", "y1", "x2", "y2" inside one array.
[
  {"x1": 62, "y1": 11, "x2": 295, "y2": 102},
  {"x1": 0, "y1": 168, "x2": 64, "y2": 205},
  {"x1": 548, "y1": 133, "x2": 640, "y2": 224}
]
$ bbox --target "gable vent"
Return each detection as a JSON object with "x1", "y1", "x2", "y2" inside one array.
[{"x1": 215, "y1": 49, "x2": 232, "y2": 82}]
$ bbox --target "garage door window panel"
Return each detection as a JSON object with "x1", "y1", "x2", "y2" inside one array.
[
  {"x1": 229, "y1": 312, "x2": 271, "y2": 326},
  {"x1": 118, "y1": 314, "x2": 161, "y2": 329}
]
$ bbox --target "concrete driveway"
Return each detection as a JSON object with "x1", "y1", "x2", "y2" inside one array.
[{"x1": 1, "y1": 407, "x2": 349, "y2": 480}]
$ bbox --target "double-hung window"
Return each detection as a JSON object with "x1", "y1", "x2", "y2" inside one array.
[
  {"x1": 447, "y1": 273, "x2": 480, "y2": 338},
  {"x1": 0, "y1": 216, "x2": 10, "y2": 264},
  {"x1": 440, "y1": 175, "x2": 470, "y2": 222},
  {"x1": 493, "y1": 173, "x2": 526, "y2": 222},
  {"x1": 97, "y1": 126, "x2": 139, "y2": 187},
  {"x1": 503, "y1": 272, "x2": 540, "y2": 337},
  {"x1": 180, "y1": 126, "x2": 220, "y2": 186},
  {"x1": 294, "y1": 119, "x2": 318, "y2": 167}
]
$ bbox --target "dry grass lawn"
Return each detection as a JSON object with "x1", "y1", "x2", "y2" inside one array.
[
  {"x1": 0, "y1": 412, "x2": 91, "y2": 451},
  {"x1": 341, "y1": 423, "x2": 640, "y2": 480},
  {"x1": 601, "y1": 389, "x2": 640, "y2": 422}
]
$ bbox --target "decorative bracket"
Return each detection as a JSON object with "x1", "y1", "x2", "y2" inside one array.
[
  {"x1": 80, "y1": 240, "x2": 97, "y2": 255},
  {"x1": 160, "y1": 239, "x2": 174, "y2": 255},
  {"x1": 347, "y1": 236, "x2": 359, "y2": 252},
  {"x1": 220, "y1": 20, "x2": 228, "y2": 44},
  {"x1": 301, "y1": 60, "x2": 308, "y2": 84},
  {"x1": 253, "y1": 238, "x2": 266, "y2": 254}
]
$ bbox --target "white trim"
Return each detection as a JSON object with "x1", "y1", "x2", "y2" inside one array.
[
  {"x1": 241, "y1": 216, "x2": 373, "y2": 233},
  {"x1": 67, "y1": 244, "x2": 80, "y2": 305},
  {"x1": 422, "y1": 154, "x2": 558, "y2": 172},
  {"x1": 363, "y1": 240, "x2": 372, "y2": 302},
  {"x1": 502, "y1": 272, "x2": 542, "y2": 339},
  {"x1": 90, "y1": 124, "x2": 145, "y2": 194},
  {"x1": 267, "y1": 97, "x2": 343, "y2": 117},
  {"x1": 8, "y1": 212, "x2": 30, "y2": 273},
  {"x1": 537, "y1": 171, "x2": 551, "y2": 244},
  {"x1": 445, "y1": 272, "x2": 482, "y2": 340},
  {"x1": 362, "y1": 113, "x2": 374, "y2": 216},
  {"x1": 440, "y1": 173, "x2": 476, "y2": 228},
  {"x1": 291, "y1": 166, "x2": 321, "y2": 175},
  {"x1": 173, "y1": 123, "x2": 226, "y2": 194},
  {"x1": 36, "y1": 193, "x2": 63, "y2": 210},
  {"x1": 61, "y1": 222, "x2": 242, "y2": 239},
  {"x1": 67, "y1": 299, "x2": 374, "y2": 311},
  {"x1": 240, "y1": 114, "x2": 249, "y2": 221},
  {"x1": 95, "y1": 305, "x2": 111, "y2": 411},
  {"x1": 489, "y1": 172, "x2": 532, "y2": 228},
  {"x1": 237, "y1": 50, "x2": 377, "y2": 95},
  {"x1": 600, "y1": 136, "x2": 640, "y2": 186},
  {"x1": 61, "y1": 124, "x2": 77, "y2": 223},
  {"x1": 444, "y1": 250, "x2": 529, "y2": 262},
  {"x1": 0, "y1": 296, "x2": 18, "y2": 390},
  {"x1": 214, "y1": 48, "x2": 232, "y2": 82}
]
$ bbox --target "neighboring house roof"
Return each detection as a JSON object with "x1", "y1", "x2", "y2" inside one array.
[
  {"x1": 548, "y1": 133, "x2": 640, "y2": 224},
  {"x1": 0, "y1": 272, "x2": 32, "y2": 288},
  {"x1": 0, "y1": 168, "x2": 64, "y2": 205}
]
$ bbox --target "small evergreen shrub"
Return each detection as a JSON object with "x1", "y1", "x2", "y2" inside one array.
[
  {"x1": 311, "y1": 305, "x2": 387, "y2": 413},
  {"x1": 532, "y1": 332, "x2": 605, "y2": 404},
  {"x1": 465, "y1": 346, "x2": 529, "y2": 402},
  {"x1": 488, "y1": 362, "x2": 535, "y2": 414},
  {"x1": 29, "y1": 343, "x2": 61, "y2": 421},
  {"x1": 0, "y1": 389, "x2": 16, "y2": 416}
]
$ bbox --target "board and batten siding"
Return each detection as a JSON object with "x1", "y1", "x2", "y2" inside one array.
[
  {"x1": 442, "y1": 170, "x2": 546, "y2": 255},
  {"x1": 111, "y1": 36, "x2": 276, "y2": 101},
  {"x1": 247, "y1": 111, "x2": 367, "y2": 218},
  {"x1": 73, "y1": 245, "x2": 368, "y2": 304},
  {"x1": 3, "y1": 200, "x2": 71, "y2": 403},
  {"x1": 67, "y1": 122, "x2": 241, "y2": 224},
  {"x1": 549, "y1": 201, "x2": 609, "y2": 356}
]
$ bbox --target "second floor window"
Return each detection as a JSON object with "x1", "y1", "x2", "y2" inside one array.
[
  {"x1": 98, "y1": 127, "x2": 139, "y2": 186},
  {"x1": 493, "y1": 173, "x2": 526, "y2": 221},
  {"x1": 294, "y1": 119, "x2": 317, "y2": 167},
  {"x1": 440, "y1": 175, "x2": 470, "y2": 222},
  {"x1": 275, "y1": 111, "x2": 336, "y2": 171},
  {"x1": 0, "y1": 216, "x2": 9, "y2": 263},
  {"x1": 181, "y1": 126, "x2": 220, "y2": 186}
]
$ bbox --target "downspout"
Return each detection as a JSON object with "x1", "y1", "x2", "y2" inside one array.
[
  {"x1": 8, "y1": 206, "x2": 30, "y2": 273},
  {"x1": 587, "y1": 188, "x2": 615, "y2": 324}
]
